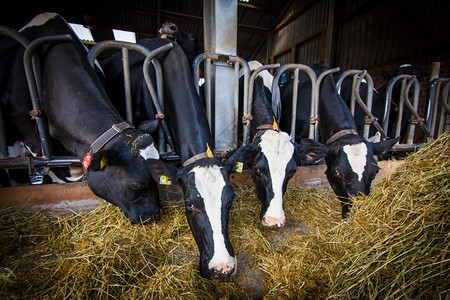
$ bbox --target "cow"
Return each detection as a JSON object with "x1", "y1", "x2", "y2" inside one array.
[
  {"x1": 0, "y1": 13, "x2": 177, "y2": 224},
  {"x1": 100, "y1": 38, "x2": 236, "y2": 280},
  {"x1": 279, "y1": 64, "x2": 399, "y2": 218},
  {"x1": 338, "y1": 64, "x2": 428, "y2": 142},
  {"x1": 226, "y1": 61, "x2": 327, "y2": 227},
  {"x1": 158, "y1": 22, "x2": 204, "y2": 70}
]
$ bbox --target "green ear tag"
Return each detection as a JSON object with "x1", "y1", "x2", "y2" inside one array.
[
  {"x1": 235, "y1": 161, "x2": 243, "y2": 173},
  {"x1": 159, "y1": 175, "x2": 172, "y2": 185}
]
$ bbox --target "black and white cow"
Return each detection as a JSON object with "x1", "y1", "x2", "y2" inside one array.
[
  {"x1": 0, "y1": 13, "x2": 177, "y2": 224},
  {"x1": 101, "y1": 38, "x2": 236, "y2": 280},
  {"x1": 338, "y1": 64, "x2": 428, "y2": 141},
  {"x1": 280, "y1": 64, "x2": 399, "y2": 218},
  {"x1": 226, "y1": 61, "x2": 327, "y2": 227},
  {"x1": 158, "y1": 22, "x2": 204, "y2": 69}
]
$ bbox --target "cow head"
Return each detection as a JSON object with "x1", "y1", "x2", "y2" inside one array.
[
  {"x1": 158, "y1": 22, "x2": 204, "y2": 67},
  {"x1": 227, "y1": 134, "x2": 327, "y2": 227},
  {"x1": 176, "y1": 158, "x2": 236, "y2": 280},
  {"x1": 85, "y1": 128, "x2": 177, "y2": 224},
  {"x1": 382, "y1": 64, "x2": 429, "y2": 81},
  {"x1": 324, "y1": 134, "x2": 399, "y2": 218}
]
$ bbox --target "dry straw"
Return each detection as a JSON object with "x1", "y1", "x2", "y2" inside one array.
[{"x1": 0, "y1": 132, "x2": 448, "y2": 299}]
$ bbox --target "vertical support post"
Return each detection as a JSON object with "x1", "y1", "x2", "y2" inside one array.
[{"x1": 203, "y1": 0, "x2": 237, "y2": 152}]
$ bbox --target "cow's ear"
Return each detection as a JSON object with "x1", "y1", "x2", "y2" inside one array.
[
  {"x1": 294, "y1": 138, "x2": 328, "y2": 165},
  {"x1": 138, "y1": 119, "x2": 160, "y2": 135},
  {"x1": 146, "y1": 159, "x2": 179, "y2": 185},
  {"x1": 90, "y1": 149, "x2": 121, "y2": 171},
  {"x1": 371, "y1": 137, "x2": 399, "y2": 159},
  {"x1": 225, "y1": 142, "x2": 257, "y2": 172}
]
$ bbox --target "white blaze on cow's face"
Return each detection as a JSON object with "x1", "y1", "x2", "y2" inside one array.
[
  {"x1": 190, "y1": 165, "x2": 236, "y2": 273},
  {"x1": 343, "y1": 143, "x2": 368, "y2": 182},
  {"x1": 258, "y1": 131, "x2": 294, "y2": 226},
  {"x1": 139, "y1": 144, "x2": 160, "y2": 160}
]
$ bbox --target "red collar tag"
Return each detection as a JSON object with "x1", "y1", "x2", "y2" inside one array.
[{"x1": 82, "y1": 151, "x2": 92, "y2": 171}]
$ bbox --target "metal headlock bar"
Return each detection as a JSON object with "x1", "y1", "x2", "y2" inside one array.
[
  {"x1": 192, "y1": 53, "x2": 251, "y2": 151},
  {"x1": 335, "y1": 69, "x2": 387, "y2": 140},
  {"x1": 87, "y1": 41, "x2": 178, "y2": 160},
  {"x1": 385, "y1": 75, "x2": 431, "y2": 148},
  {"x1": 243, "y1": 63, "x2": 280, "y2": 146},
  {"x1": 0, "y1": 29, "x2": 82, "y2": 171},
  {"x1": 272, "y1": 65, "x2": 340, "y2": 142},
  {"x1": 426, "y1": 77, "x2": 450, "y2": 139}
]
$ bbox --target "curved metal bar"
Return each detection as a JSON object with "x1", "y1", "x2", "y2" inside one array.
[
  {"x1": 24, "y1": 34, "x2": 73, "y2": 159},
  {"x1": 143, "y1": 43, "x2": 176, "y2": 153},
  {"x1": 228, "y1": 56, "x2": 250, "y2": 147},
  {"x1": 87, "y1": 40, "x2": 152, "y2": 68},
  {"x1": 315, "y1": 67, "x2": 340, "y2": 139},
  {"x1": 437, "y1": 80, "x2": 450, "y2": 136},
  {"x1": 272, "y1": 64, "x2": 317, "y2": 141},
  {"x1": 402, "y1": 77, "x2": 431, "y2": 142},
  {"x1": 244, "y1": 63, "x2": 280, "y2": 145},
  {"x1": 192, "y1": 53, "x2": 220, "y2": 130},
  {"x1": 352, "y1": 71, "x2": 386, "y2": 139},
  {"x1": 383, "y1": 74, "x2": 412, "y2": 136}
]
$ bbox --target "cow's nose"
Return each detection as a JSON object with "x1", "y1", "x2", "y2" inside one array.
[
  {"x1": 262, "y1": 216, "x2": 285, "y2": 227},
  {"x1": 212, "y1": 263, "x2": 235, "y2": 279}
]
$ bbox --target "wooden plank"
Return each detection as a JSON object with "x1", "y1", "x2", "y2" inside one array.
[{"x1": 0, "y1": 160, "x2": 404, "y2": 210}]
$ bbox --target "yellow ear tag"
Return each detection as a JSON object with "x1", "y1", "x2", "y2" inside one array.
[
  {"x1": 235, "y1": 161, "x2": 243, "y2": 173},
  {"x1": 273, "y1": 117, "x2": 278, "y2": 131},
  {"x1": 206, "y1": 143, "x2": 213, "y2": 158},
  {"x1": 159, "y1": 175, "x2": 172, "y2": 185},
  {"x1": 100, "y1": 155, "x2": 108, "y2": 170}
]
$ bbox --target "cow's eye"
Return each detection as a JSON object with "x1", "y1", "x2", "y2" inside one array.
[
  {"x1": 253, "y1": 167, "x2": 261, "y2": 175},
  {"x1": 333, "y1": 169, "x2": 342, "y2": 178},
  {"x1": 130, "y1": 182, "x2": 143, "y2": 189},
  {"x1": 185, "y1": 200, "x2": 195, "y2": 211}
]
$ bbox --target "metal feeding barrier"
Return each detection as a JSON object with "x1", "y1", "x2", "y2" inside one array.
[
  {"x1": 271, "y1": 64, "x2": 340, "y2": 141},
  {"x1": 336, "y1": 70, "x2": 386, "y2": 140},
  {"x1": 0, "y1": 29, "x2": 181, "y2": 177},
  {"x1": 87, "y1": 41, "x2": 177, "y2": 159},
  {"x1": 0, "y1": 26, "x2": 80, "y2": 174},
  {"x1": 426, "y1": 77, "x2": 450, "y2": 139},
  {"x1": 192, "y1": 53, "x2": 251, "y2": 151}
]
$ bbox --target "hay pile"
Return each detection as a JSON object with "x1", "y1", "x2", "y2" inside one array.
[{"x1": 0, "y1": 132, "x2": 448, "y2": 299}]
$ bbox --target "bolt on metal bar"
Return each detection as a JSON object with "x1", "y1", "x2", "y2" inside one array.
[
  {"x1": 24, "y1": 34, "x2": 74, "y2": 159},
  {"x1": 243, "y1": 63, "x2": 280, "y2": 145}
]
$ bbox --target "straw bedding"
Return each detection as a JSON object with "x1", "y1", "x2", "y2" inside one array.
[{"x1": 0, "y1": 132, "x2": 448, "y2": 299}]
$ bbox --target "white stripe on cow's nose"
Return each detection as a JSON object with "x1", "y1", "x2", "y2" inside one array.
[
  {"x1": 191, "y1": 165, "x2": 235, "y2": 270},
  {"x1": 259, "y1": 131, "x2": 294, "y2": 227},
  {"x1": 343, "y1": 143, "x2": 368, "y2": 182}
]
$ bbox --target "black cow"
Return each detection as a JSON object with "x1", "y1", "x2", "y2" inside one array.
[
  {"x1": 280, "y1": 64, "x2": 399, "y2": 218},
  {"x1": 0, "y1": 13, "x2": 177, "y2": 224},
  {"x1": 158, "y1": 22, "x2": 204, "y2": 70},
  {"x1": 338, "y1": 64, "x2": 428, "y2": 141},
  {"x1": 101, "y1": 38, "x2": 236, "y2": 280},
  {"x1": 226, "y1": 61, "x2": 327, "y2": 227}
]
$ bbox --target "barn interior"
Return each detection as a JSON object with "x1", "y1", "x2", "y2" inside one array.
[{"x1": 0, "y1": 0, "x2": 449, "y2": 298}]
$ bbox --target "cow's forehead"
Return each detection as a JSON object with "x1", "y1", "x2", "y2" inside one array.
[
  {"x1": 190, "y1": 165, "x2": 226, "y2": 191},
  {"x1": 342, "y1": 142, "x2": 368, "y2": 182},
  {"x1": 259, "y1": 131, "x2": 294, "y2": 157}
]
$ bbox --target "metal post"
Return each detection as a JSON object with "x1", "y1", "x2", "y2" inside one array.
[{"x1": 204, "y1": 0, "x2": 238, "y2": 152}]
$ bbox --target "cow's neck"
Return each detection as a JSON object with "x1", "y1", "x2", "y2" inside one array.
[
  {"x1": 158, "y1": 41, "x2": 213, "y2": 164},
  {"x1": 250, "y1": 79, "x2": 274, "y2": 138},
  {"x1": 318, "y1": 75, "x2": 358, "y2": 143}
]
